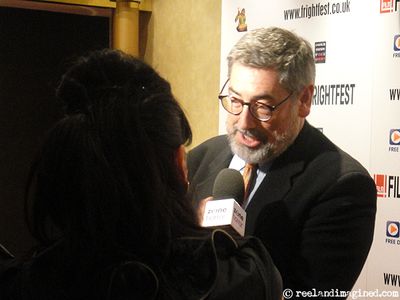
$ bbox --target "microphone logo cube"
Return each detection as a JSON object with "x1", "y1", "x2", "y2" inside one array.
[{"x1": 202, "y1": 199, "x2": 247, "y2": 236}]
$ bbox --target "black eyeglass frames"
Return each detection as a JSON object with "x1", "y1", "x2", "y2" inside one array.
[{"x1": 218, "y1": 79, "x2": 293, "y2": 122}]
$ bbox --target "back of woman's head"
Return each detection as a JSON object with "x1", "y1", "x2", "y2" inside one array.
[{"x1": 26, "y1": 49, "x2": 197, "y2": 261}]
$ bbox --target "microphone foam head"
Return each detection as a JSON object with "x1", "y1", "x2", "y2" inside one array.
[{"x1": 212, "y1": 168, "x2": 244, "y2": 205}]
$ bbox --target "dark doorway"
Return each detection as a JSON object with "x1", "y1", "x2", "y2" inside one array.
[{"x1": 0, "y1": 2, "x2": 111, "y2": 257}]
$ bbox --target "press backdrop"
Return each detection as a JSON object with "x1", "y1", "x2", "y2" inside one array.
[{"x1": 219, "y1": 0, "x2": 400, "y2": 298}]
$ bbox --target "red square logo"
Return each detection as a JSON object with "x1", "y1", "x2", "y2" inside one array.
[
  {"x1": 381, "y1": 0, "x2": 393, "y2": 13},
  {"x1": 374, "y1": 174, "x2": 387, "y2": 197}
]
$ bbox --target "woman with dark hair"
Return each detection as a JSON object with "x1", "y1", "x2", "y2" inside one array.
[{"x1": 0, "y1": 49, "x2": 281, "y2": 300}]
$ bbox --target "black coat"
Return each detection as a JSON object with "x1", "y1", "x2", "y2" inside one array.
[
  {"x1": 188, "y1": 121, "x2": 377, "y2": 297},
  {"x1": 0, "y1": 230, "x2": 282, "y2": 300}
]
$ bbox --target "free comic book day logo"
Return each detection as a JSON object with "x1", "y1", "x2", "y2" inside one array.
[
  {"x1": 394, "y1": 35, "x2": 400, "y2": 57},
  {"x1": 387, "y1": 221, "x2": 399, "y2": 238},
  {"x1": 394, "y1": 35, "x2": 400, "y2": 51},
  {"x1": 390, "y1": 129, "x2": 400, "y2": 145},
  {"x1": 374, "y1": 174, "x2": 400, "y2": 198},
  {"x1": 389, "y1": 129, "x2": 400, "y2": 152},
  {"x1": 385, "y1": 221, "x2": 400, "y2": 246},
  {"x1": 380, "y1": 0, "x2": 400, "y2": 13}
]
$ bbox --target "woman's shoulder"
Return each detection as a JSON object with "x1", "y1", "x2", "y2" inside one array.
[{"x1": 164, "y1": 229, "x2": 282, "y2": 300}]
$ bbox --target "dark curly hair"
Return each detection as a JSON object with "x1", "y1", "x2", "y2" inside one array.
[{"x1": 25, "y1": 49, "x2": 200, "y2": 265}]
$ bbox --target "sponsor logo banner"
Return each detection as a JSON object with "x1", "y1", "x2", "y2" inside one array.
[
  {"x1": 380, "y1": 0, "x2": 400, "y2": 14},
  {"x1": 394, "y1": 35, "x2": 400, "y2": 58},
  {"x1": 385, "y1": 221, "x2": 400, "y2": 246},
  {"x1": 389, "y1": 129, "x2": 400, "y2": 152},
  {"x1": 313, "y1": 84, "x2": 355, "y2": 106},
  {"x1": 386, "y1": 221, "x2": 400, "y2": 238},
  {"x1": 374, "y1": 174, "x2": 400, "y2": 198},
  {"x1": 315, "y1": 41, "x2": 326, "y2": 64}
]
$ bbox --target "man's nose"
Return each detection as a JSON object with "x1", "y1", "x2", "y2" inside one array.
[{"x1": 236, "y1": 104, "x2": 257, "y2": 130}]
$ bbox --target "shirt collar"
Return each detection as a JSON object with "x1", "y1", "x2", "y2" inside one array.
[{"x1": 228, "y1": 154, "x2": 273, "y2": 173}]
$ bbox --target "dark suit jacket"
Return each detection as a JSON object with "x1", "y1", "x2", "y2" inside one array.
[{"x1": 188, "y1": 121, "x2": 377, "y2": 297}]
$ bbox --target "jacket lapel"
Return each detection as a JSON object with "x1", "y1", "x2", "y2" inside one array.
[
  {"x1": 245, "y1": 159, "x2": 304, "y2": 234},
  {"x1": 245, "y1": 122, "x2": 314, "y2": 234}
]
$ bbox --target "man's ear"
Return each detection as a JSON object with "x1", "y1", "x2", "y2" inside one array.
[
  {"x1": 176, "y1": 145, "x2": 188, "y2": 184},
  {"x1": 297, "y1": 84, "x2": 314, "y2": 118}
]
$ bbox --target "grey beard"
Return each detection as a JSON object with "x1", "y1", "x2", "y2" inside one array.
[{"x1": 227, "y1": 128, "x2": 294, "y2": 165}]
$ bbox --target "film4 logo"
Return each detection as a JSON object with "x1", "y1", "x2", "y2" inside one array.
[
  {"x1": 374, "y1": 174, "x2": 400, "y2": 198},
  {"x1": 381, "y1": 0, "x2": 400, "y2": 13}
]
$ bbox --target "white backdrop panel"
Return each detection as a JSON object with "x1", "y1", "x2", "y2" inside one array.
[{"x1": 220, "y1": 0, "x2": 400, "y2": 298}]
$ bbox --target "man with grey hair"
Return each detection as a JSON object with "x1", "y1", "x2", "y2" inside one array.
[{"x1": 188, "y1": 27, "x2": 376, "y2": 297}]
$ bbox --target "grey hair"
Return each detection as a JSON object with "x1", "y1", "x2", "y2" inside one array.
[{"x1": 227, "y1": 27, "x2": 315, "y2": 93}]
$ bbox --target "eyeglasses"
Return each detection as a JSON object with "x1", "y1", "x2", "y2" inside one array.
[{"x1": 218, "y1": 79, "x2": 293, "y2": 122}]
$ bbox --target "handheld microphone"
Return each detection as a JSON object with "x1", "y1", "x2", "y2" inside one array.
[{"x1": 201, "y1": 168, "x2": 247, "y2": 236}]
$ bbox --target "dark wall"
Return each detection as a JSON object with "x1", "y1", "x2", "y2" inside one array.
[{"x1": 0, "y1": 6, "x2": 110, "y2": 257}]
